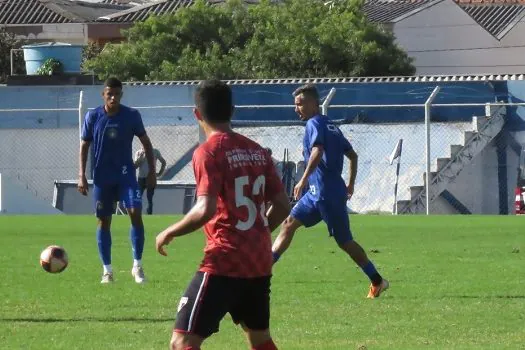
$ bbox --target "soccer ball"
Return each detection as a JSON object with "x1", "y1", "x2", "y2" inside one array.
[{"x1": 40, "y1": 245, "x2": 68, "y2": 273}]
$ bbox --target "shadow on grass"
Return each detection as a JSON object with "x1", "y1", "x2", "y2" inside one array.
[
  {"x1": 0, "y1": 317, "x2": 173, "y2": 323},
  {"x1": 452, "y1": 295, "x2": 525, "y2": 299}
]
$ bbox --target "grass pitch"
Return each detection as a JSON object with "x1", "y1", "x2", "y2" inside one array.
[{"x1": 0, "y1": 215, "x2": 523, "y2": 349}]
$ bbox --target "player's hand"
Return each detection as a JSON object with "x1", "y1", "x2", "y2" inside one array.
[
  {"x1": 347, "y1": 183, "x2": 355, "y2": 200},
  {"x1": 146, "y1": 171, "x2": 157, "y2": 189},
  {"x1": 77, "y1": 175, "x2": 88, "y2": 196},
  {"x1": 155, "y1": 231, "x2": 174, "y2": 256},
  {"x1": 293, "y1": 179, "x2": 306, "y2": 201}
]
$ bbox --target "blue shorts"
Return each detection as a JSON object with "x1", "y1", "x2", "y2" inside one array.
[
  {"x1": 93, "y1": 183, "x2": 142, "y2": 218},
  {"x1": 291, "y1": 192, "x2": 352, "y2": 245}
]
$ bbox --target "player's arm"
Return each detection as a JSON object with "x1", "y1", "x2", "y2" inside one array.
[
  {"x1": 78, "y1": 140, "x2": 91, "y2": 184},
  {"x1": 138, "y1": 135, "x2": 156, "y2": 176},
  {"x1": 266, "y1": 191, "x2": 291, "y2": 232},
  {"x1": 345, "y1": 148, "x2": 358, "y2": 189},
  {"x1": 156, "y1": 148, "x2": 221, "y2": 256},
  {"x1": 265, "y1": 153, "x2": 292, "y2": 232},
  {"x1": 155, "y1": 195, "x2": 216, "y2": 256},
  {"x1": 157, "y1": 151, "x2": 167, "y2": 177},
  {"x1": 133, "y1": 111, "x2": 156, "y2": 187},
  {"x1": 343, "y1": 136, "x2": 357, "y2": 198},
  {"x1": 300, "y1": 144, "x2": 324, "y2": 183},
  {"x1": 133, "y1": 150, "x2": 144, "y2": 169},
  {"x1": 78, "y1": 111, "x2": 93, "y2": 196}
]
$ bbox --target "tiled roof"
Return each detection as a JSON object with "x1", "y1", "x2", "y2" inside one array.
[
  {"x1": 100, "y1": 0, "x2": 154, "y2": 5},
  {"x1": 97, "y1": 0, "x2": 277, "y2": 23},
  {"x1": 0, "y1": 0, "x2": 130, "y2": 24},
  {"x1": 363, "y1": 0, "x2": 438, "y2": 23},
  {"x1": 122, "y1": 73, "x2": 525, "y2": 85},
  {"x1": 97, "y1": 0, "x2": 192, "y2": 22},
  {"x1": 457, "y1": 2, "x2": 525, "y2": 38}
]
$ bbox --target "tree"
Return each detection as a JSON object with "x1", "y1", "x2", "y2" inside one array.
[
  {"x1": 85, "y1": 0, "x2": 415, "y2": 81},
  {"x1": 0, "y1": 28, "x2": 25, "y2": 82}
]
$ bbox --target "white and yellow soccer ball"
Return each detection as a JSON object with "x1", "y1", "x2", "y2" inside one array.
[{"x1": 40, "y1": 245, "x2": 68, "y2": 273}]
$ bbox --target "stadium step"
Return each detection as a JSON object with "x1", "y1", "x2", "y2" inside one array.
[
  {"x1": 422, "y1": 171, "x2": 437, "y2": 185},
  {"x1": 464, "y1": 131, "x2": 477, "y2": 144},
  {"x1": 396, "y1": 200, "x2": 411, "y2": 213},
  {"x1": 396, "y1": 105, "x2": 507, "y2": 215},
  {"x1": 436, "y1": 157, "x2": 450, "y2": 171},
  {"x1": 450, "y1": 144, "x2": 463, "y2": 157},
  {"x1": 410, "y1": 185, "x2": 424, "y2": 200}
]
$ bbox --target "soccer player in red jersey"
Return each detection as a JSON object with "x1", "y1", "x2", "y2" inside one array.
[{"x1": 156, "y1": 80, "x2": 291, "y2": 350}]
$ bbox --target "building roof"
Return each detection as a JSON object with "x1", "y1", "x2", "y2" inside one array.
[
  {"x1": 97, "y1": 0, "x2": 267, "y2": 22},
  {"x1": 100, "y1": 0, "x2": 155, "y2": 5},
  {"x1": 363, "y1": 0, "x2": 439, "y2": 23},
  {"x1": 457, "y1": 2, "x2": 525, "y2": 39},
  {"x1": 97, "y1": 0, "x2": 192, "y2": 22},
  {"x1": 121, "y1": 73, "x2": 525, "y2": 86},
  {"x1": 0, "y1": 0, "x2": 130, "y2": 24}
]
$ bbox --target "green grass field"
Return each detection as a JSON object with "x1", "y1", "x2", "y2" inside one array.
[{"x1": 0, "y1": 215, "x2": 524, "y2": 349}]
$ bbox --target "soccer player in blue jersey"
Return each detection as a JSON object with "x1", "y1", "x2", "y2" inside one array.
[
  {"x1": 271, "y1": 84, "x2": 389, "y2": 298},
  {"x1": 77, "y1": 77, "x2": 157, "y2": 284}
]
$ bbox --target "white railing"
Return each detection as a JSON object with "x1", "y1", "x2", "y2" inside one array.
[{"x1": 3, "y1": 87, "x2": 518, "y2": 214}]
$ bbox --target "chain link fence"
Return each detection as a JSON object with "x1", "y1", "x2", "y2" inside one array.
[{"x1": 0, "y1": 87, "x2": 518, "y2": 215}]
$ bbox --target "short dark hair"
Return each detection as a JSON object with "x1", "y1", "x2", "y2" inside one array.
[
  {"x1": 104, "y1": 77, "x2": 122, "y2": 89},
  {"x1": 293, "y1": 84, "x2": 319, "y2": 103},
  {"x1": 195, "y1": 79, "x2": 233, "y2": 123}
]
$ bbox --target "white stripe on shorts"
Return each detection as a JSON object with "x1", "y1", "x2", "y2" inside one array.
[{"x1": 187, "y1": 272, "x2": 208, "y2": 332}]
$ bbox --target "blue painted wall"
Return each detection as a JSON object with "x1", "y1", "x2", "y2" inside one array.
[
  {"x1": 232, "y1": 81, "x2": 497, "y2": 123},
  {"x1": 0, "y1": 80, "x2": 508, "y2": 129}
]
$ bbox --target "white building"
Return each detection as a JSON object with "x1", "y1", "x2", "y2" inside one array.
[{"x1": 365, "y1": 0, "x2": 525, "y2": 75}]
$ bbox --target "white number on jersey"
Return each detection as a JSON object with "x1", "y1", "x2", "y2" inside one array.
[
  {"x1": 122, "y1": 166, "x2": 128, "y2": 175},
  {"x1": 327, "y1": 124, "x2": 338, "y2": 132},
  {"x1": 234, "y1": 175, "x2": 269, "y2": 231}
]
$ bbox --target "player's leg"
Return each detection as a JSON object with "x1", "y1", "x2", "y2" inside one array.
[
  {"x1": 146, "y1": 185, "x2": 155, "y2": 215},
  {"x1": 232, "y1": 277, "x2": 277, "y2": 350},
  {"x1": 138, "y1": 177, "x2": 147, "y2": 198},
  {"x1": 271, "y1": 193, "x2": 321, "y2": 263},
  {"x1": 93, "y1": 185, "x2": 117, "y2": 283},
  {"x1": 120, "y1": 184, "x2": 146, "y2": 283},
  {"x1": 319, "y1": 200, "x2": 389, "y2": 298},
  {"x1": 172, "y1": 272, "x2": 229, "y2": 350}
]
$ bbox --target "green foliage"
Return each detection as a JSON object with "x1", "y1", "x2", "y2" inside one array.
[
  {"x1": 36, "y1": 58, "x2": 63, "y2": 76},
  {"x1": 85, "y1": 0, "x2": 415, "y2": 81},
  {"x1": 81, "y1": 41, "x2": 103, "y2": 69},
  {"x1": 0, "y1": 28, "x2": 25, "y2": 82}
]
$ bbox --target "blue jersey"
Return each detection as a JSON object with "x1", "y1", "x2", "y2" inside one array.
[
  {"x1": 303, "y1": 115, "x2": 353, "y2": 201},
  {"x1": 81, "y1": 105, "x2": 146, "y2": 186}
]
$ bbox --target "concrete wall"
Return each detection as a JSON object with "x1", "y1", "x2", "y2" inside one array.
[
  {"x1": 0, "y1": 173, "x2": 63, "y2": 214},
  {"x1": 0, "y1": 80, "x2": 523, "y2": 214}
]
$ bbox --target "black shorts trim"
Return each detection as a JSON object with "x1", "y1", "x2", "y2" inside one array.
[{"x1": 174, "y1": 271, "x2": 271, "y2": 339}]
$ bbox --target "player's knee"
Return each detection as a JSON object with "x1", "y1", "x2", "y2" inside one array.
[
  {"x1": 251, "y1": 338, "x2": 277, "y2": 350},
  {"x1": 170, "y1": 331, "x2": 202, "y2": 350},
  {"x1": 242, "y1": 325, "x2": 273, "y2": 349},
  {"x1": 127, "y1": 209, "x2": 143, "y2": 226},
  {"x1": 282, "y1": 216, "x2": 300, "y2": 235},
  {"x1": 97, "y1": 217, "x2": 111, "y2": 231}
]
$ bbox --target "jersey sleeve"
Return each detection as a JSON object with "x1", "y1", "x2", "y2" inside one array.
[
  {"x1": 264, "y1": 151, "x2": 285, "y2": 201},
  {"x1": 132, "y1": 110, "x2": 147, "y2": 138},
  {"x1": 81, "y1": 111, "x2": 94, "y2": 141},
  {"x1": 193, "y1": 148, "x2": 223, "y2": 197},
  {"x1": 306, "y1": 119, "x2": 325, "y2": 149},
  {"x1": 341, "y1": 134, "x2": 353, "y2": 153}
]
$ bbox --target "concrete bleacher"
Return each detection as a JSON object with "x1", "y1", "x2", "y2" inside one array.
[
  {"x1": 170, "y1": 123, "x2": 473, "y2": 213},
  {"x1": 0, "y1": 125, "x2": 198, "y2": 204}
]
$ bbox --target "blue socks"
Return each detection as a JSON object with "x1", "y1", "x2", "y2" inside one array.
[
  {"x1": 96, "y1": 228, "x2": 112, "y2": 265},
  {"x1": 362, "y1": 261, "x2": 383, "y2": 285},
  {"x1": 130, "y1": 225, "x2": 145, "y2": 260},
  {"x1": 272, "y1": 251, "x2": 281, "y2": 264}
]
